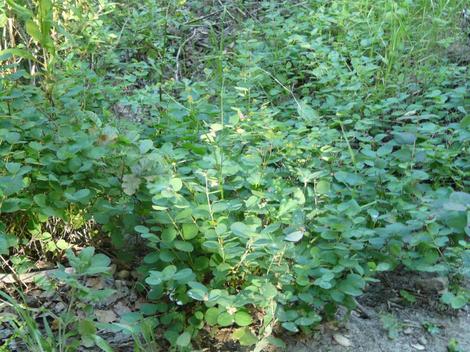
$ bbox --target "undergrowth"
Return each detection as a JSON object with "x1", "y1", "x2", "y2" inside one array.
[{"x1": 0, "y1": 0, "x2": 469, "y2": 351}]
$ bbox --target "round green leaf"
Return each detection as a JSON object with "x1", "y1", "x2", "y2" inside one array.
[
  {"x1": 139, "y1": 303, "x2": 158, "y2": 315},
  {"x1": 174, "y1": 241, "x2": 194, "y2": 252},
  {"x1": 441, "y1": 292, "x2": 467, "y2": 309},
  {"x1": 217, "y1": 312, "x2": 234, "y2": 327},
  {"x1": 281, "y1": 322, "x2": 299, "y2": 332},
  {"x1": 205, "y1": 307, "x2": 219, "y2": 326},
  {"x1": 234, "y1": 311, "x2": 253, "y2": 326},
  {"x1": 316, "y1": 180, "x2": 330, "y2": 194},
  {"x1": 173, "y1": 268, "x2": 195, "y2": 283},
  {"x1": 170, "y1": 178, "x2": 183, "y2": 192},
  {"x1": 182, "y1": 223, "x2": 198, "y2": 240},
  {"x1": 187, "y1": 288, "x2": 207, "y2": 301},
  {"x1": 161, "y1": 227, "x2": 177, "y2": 243},
  {"x1": 194, "y1": 256, "x2": 209, "y2": 271},
  {"x1": 134, "y1": 225, "x2": 149, "y2": 234},
  {"x1": 139, "y1": 139, "x2": 153, "y2": 154},
  {"x1": 56, "y1": 239, "x2": 69, "y2": 250},
  {"x1": 285, "y1": 230, "x2": 304, "y2": 242},
  {"x1": 393, "y1": 132, "x2": 416, "y2": 145},
  {"x1": 232, "y1": 327, "x2": 258, "y2": 346},
  {"x1": 176, "y1": 331, "x2": 191, "y2": 347}
]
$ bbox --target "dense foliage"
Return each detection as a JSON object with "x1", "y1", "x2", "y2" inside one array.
[{"x1": 0, "y1": 0, "x2": 469, "y2": 350}]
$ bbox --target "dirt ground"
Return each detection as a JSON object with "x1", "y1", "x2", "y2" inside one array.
[
  {"x1": 288, "y1": 306, "x2": 469, "y2": 352},
  {"x1": 287, "y1": 272, "x2": 470, "y2": 352}
]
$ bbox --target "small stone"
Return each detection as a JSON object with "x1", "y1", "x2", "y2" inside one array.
[
  {"x1": 411, "y1": 343, "x2": 425, "y2": 350},
  {"x1": 53, "y1": 302, "x2": 66, "y2": 313},
  {"x1": 418, "y1": 336, "x2": 428, "y2": 345},
  {"x1": 115, "y1": 280, "x2": 125, "y2": 290},
  {"x1": 29, "y1": 289, "x2": 43, "y2": 296},
  {"x1": 333, "y1": 333, "x2": 353, "y2": 347},
  {"x1": 404, "y1": 327, "x2": 413, "y2": 335},
  {"x1": 40, "y1": 290, "x2": 55, "y2": 299},
  {"x1": 117, "y1": 270, "x2": 130, "y2": 279},
  {"x1": 25, "y1": 295, "x2": 40, "y2": 307},
  {"x1": 415, "y1": 277, "x2": 448, "y2": 293},
  {"x1": 128, "y1": 291, "x2": 138, "y2": 303}
]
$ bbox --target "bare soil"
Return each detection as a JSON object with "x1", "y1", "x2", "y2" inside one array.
[{"x1": 288, "y1": 271, "x2": 470, "y2": 352}]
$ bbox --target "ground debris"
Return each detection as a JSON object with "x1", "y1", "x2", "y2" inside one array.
[{"x1": 333, "y1": 333, "x2": 353, "y2": 347}]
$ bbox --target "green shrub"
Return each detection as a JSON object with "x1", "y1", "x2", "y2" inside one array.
[{"x1": 1, "y1": 0, "x2": 469, "y2": 350}]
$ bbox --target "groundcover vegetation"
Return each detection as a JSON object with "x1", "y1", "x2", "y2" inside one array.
[{"x1": 0, "y1": 0, "x2": 469, "y2": 350}]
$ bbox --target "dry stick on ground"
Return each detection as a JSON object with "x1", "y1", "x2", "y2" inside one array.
[
  {"x1": 0, "y1": 255, "x2": 28, "y2": 290},
  {"x1": 0, "y1": 267, "x2": 74, "y2": 288},
  {"x1": 184, "y1": 10, "x2": 223, "y2": 25},
  {"x1": 353, "y1": 298, "x2": 375, "y2": 319},
  {"x1": 217, "y1": 0, "x2": 237, "y2": 21}
]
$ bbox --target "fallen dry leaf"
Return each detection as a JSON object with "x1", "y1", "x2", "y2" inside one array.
[
  {"x1": 86, "y1": 277, "x2": 104, "y2": 289},
  {"x1": 117, "y1": 270, "x2": 130, "y2": 279},
  {"x1": 113, "y1": 301, "x2": 131, "y2": 316},
  {"x1": 95, "y1": 309, "x2": 117, "y2": 323},
  {"x1": 76, "y1": 310, "x2": 86, "y2": 320}
]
